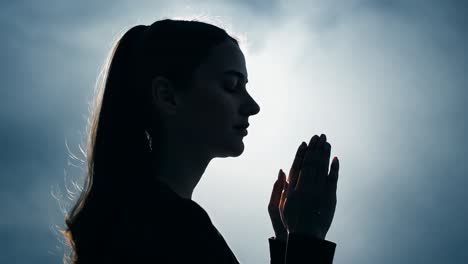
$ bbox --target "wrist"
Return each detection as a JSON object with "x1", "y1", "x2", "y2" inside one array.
[
  {"x1": 290, "y1": 231, "x2": 325, "y2": 240},
  {"x1": 289, "y1": 228, "x2": 326, "y2": 240},
  {"x1": 275, "y1": 232, "x2": 288, "y2": 242}
]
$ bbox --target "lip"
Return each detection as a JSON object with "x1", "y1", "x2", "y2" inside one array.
[
  {"x1": 233, "y1": 123, "x2": 249, "y2": 129},
  {"x1": 234, "y1": 127, "x2": 248, "y2": 136}
]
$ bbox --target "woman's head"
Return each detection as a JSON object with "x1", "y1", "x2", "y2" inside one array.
[
  {"x1": 151, "y1": 33, "x2": 260, "y2": 160},
  {"x1": 62, "y1": 18, "x2": 259, "y2": 263}
]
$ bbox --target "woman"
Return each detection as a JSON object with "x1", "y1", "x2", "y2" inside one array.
[{"x1": 61, "y1": 18, "x2": 340, "y2": 264}]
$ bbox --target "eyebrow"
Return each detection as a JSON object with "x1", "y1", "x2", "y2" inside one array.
[{"x1": 223, "y1": 70, "x2": 249, "y2": 84}]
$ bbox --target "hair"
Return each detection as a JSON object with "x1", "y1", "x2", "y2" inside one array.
[{"x1": 61, "y1": 18, "x2": 239, "y2": 263}]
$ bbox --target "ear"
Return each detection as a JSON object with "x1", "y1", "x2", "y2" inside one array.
[{"x1": 150, "y1": 76, "x2": 177, "y2": 115}]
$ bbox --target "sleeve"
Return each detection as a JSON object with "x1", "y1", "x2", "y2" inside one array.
[
  {"x1": 268, "y1": 233, "x2": 337, "y2": 264},
  {"x1": 268, "y1": 236, "x2": 287, "y2": 264}
]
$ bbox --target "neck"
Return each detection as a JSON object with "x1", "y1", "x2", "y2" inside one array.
[{"x1": 151, "y1": 136, "x2": 212, "y2": 200}]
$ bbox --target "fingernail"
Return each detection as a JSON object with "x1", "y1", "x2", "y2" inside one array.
[
  {"x1": 279, "y1": 169, "x2": 285, "y2": 180},
  {"x1": 309, "y1": 136, "x2": 316, "y2": 146},
  {"x1": 320, "y1": 134, "x2": 326, "y2": 142}
]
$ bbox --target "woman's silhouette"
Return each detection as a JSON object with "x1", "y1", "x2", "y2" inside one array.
[{"x1": 61, "y1": 18, "x2": 340, "y2": 264}]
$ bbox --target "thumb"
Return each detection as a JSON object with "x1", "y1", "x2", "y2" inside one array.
[{"x1": 269, "y1": 169, "x2": 285, "y2": 210}]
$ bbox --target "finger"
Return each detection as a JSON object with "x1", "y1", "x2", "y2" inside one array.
[
  {"x1": 322, "y1": 141, "x2": 331, "y2": 174},
  {"x1": 269, "y1": 169, "x2": 285, "y2": 212},
  {"x1": 317, "y1": 139, "x2": 331, "y2": 187},
  {"x1": 328, "y1": 157, "x2": 340, "y2": 192},
  {"x1": 296, "y1": 135, "x2": 320, "y2": 192},
  {"x1": 287, "y1": 142, "x2": 308, "y2": 192},
  {"x1": 279, "y1": 173, "x2": 289, "y2": 210}
]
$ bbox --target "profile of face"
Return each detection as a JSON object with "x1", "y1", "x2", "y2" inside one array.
[{"x1": 151, "y1": 39, "x2": 261, "y2": 159}]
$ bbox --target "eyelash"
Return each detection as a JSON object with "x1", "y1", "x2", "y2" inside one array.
[
  {"x1": 224, "y1": 81, "x2": 239, "y2": 92},
  {"x1": 226, "y1": 85, "x2": 247, "y2": 94},
  {"x1": 223, "y1": 79, "x2": 247, "y2": 94}
]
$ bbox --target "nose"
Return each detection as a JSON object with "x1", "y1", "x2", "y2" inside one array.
[{"x1": 241, "y1": 93, "x2": 261, "y2": 116}]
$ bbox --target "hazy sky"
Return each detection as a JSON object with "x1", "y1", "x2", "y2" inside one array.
[{"x1": 1, "y1": 0, "x2": 467, "y2": 263}]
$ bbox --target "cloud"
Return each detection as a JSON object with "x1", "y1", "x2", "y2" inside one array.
[{"x1": 1, "y1": 0, "x2": 466, "y2": 263}]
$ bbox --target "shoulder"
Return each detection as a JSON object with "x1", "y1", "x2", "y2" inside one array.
[
  {"x1": 140, "y1": 190, "x2": 215, "y2": 240},
  {"x1": 138, "y1": 198, "x2": 225, "y2": 261}
]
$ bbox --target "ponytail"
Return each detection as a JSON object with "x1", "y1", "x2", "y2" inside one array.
[{"x1": 61, "y1": 19, "x2": 239, "y2": 263}]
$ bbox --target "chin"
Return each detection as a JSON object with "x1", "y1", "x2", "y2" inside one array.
[
  {"x1": 230, "y1": 140, "x2": 245, "y2": 157},
  {"x1": 216, "y1": 140, "x2": 245, "y2": 158}
]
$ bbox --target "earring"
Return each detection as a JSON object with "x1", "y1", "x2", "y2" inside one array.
[{"x1": 144, "y1": 130, "x2": 153, "y2": 152}]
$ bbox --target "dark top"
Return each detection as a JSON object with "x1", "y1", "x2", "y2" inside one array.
[{"x1": 79, "y1": 178, "x2": 336, "y2": 263}]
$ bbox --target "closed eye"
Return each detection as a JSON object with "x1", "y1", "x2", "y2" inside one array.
[
  {"x1": 224, "y1": 84, "x2": 247, "y2": 94},
  {"x1": 223, "y1": 78, "x2": 240, "y2": 93}
]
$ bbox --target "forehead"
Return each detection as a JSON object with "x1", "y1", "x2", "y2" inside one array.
[{"x1": 194, "y1": 39, "x2": 247, "y2": 81}]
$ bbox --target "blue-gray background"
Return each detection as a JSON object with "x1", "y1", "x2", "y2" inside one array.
[{"x1": 1, "y1": 0, "x2": 467, "y2": 263}]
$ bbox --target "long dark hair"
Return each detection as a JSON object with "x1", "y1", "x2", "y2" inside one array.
[{"x1": 61, "y1": 18, "x2": 239, "y2": 263}]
